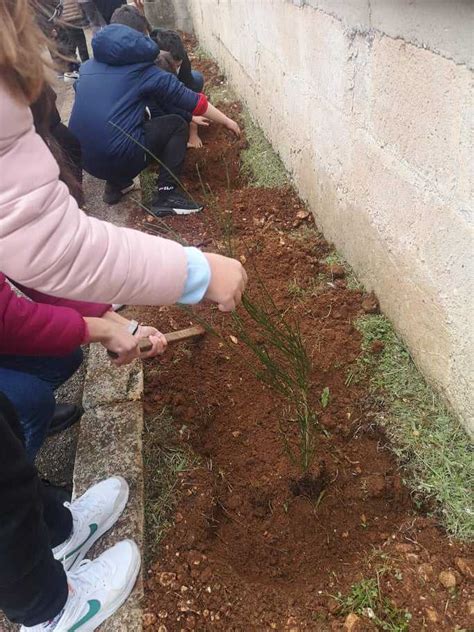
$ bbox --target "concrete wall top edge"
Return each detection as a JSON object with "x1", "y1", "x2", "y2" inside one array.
[{"x1": 294, "y1": 0, "x2": 474, "y2": 68}]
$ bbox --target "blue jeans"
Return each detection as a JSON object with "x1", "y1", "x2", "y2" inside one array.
[
  {"x1": 0, "y1": 350, "x2": 83, "y2": 462},
  {"x1": 190, "y1": 70, "x2": 204, "y2": 92}
]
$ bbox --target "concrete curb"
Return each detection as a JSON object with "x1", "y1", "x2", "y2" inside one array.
[{"x1": 74, "y1": 344, "x2": 145, "y2": 632}]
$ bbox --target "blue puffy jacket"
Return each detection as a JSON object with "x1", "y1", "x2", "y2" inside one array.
[{"x1": 69, "y1": 25, "x2": 199, "y2": 182}]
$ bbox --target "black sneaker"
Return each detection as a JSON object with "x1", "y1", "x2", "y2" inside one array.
[
  {"x1": 47, "y1": 403, "x2": 83, "y2": 437},
  {"x1": 150, "y1": 190, "x2": 204, "y2": 217},
  {"x1": 103, "y1": 181, "x2": 135, "y2": 205}
]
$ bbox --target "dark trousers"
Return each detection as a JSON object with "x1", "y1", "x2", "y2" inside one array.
[
  {"x1": 53, "y1": 122, "x2": 83, "y2": 190},
  {"x1": 57, "y1": 26, "x2": 90, "y2": 72},
  {"x1": 0, "y1": 394, "x2": 71, "y2": 626},
  {"x1": 144, "y1": 114, "x2": 188, "y2": 191},
  {"x1": 0, "y1": 349, "x2": 83, "y2": 462},
  {"x1": 94, "y1": 0, "x2": 126, "y2": 23}
]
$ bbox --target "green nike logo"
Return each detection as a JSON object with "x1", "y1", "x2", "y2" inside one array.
[
  {"x1": 65, "y1": 524, "x2": 98, "y2": 560},
  {"x1": 68, "y1": 599, "x2": 101, "y2": 631}
]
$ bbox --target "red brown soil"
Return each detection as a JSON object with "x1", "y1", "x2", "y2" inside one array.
[{"x1": 128, "y1": 53, "x2": 473, "y2": 631}]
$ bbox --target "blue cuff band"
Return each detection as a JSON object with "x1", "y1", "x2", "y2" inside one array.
[{"x1": 178, "y1": 247, "x2": 211, "y2": 304}]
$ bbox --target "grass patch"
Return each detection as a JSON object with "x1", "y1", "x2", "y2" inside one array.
[
  {"x1": 139, "y1": 168, "x2": 155, "y2": 209},
  {"x1": 353, "y1": 315, "x2": 474, "y2": 540},
  {"x1": 288, "y1": 224, "x2": 321, "y2": 243},
  {"x1": 335, "y1": 576, "x2": 412, "y2": 631},
  {"x1": 240, "y1": 109, "x2": 289, "y2": 188},
  {"x1": 143, "y1": 407, "x2": 195, "y2": 563},
  {"x1": 206, "y1": 81, "x2": 237, "y2": 105}
]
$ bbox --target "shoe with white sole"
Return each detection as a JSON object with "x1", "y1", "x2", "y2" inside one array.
[
  {"x1": 63, "y1": 70, "x2": 79, "y2": 83},
  {"x1": 20, "y1": 540, "x2": 141, "y2": 632},
  {"x1": 150, "y1": 189, "x2": 204, "y2": 217},
  {"x1": 54, "y1": 476, "x2": 129, "y2": 572}
]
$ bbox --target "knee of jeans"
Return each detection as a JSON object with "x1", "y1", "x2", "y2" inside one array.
[
  {"x1": 69, "y1": 348, "x2": 84, "y2": 374},
  {"x1": 169, "y1": 115, "x2": 189, "y2": 137},
  {"x1": 22, "y1": 389, "x2": 56, "y2": 461}
]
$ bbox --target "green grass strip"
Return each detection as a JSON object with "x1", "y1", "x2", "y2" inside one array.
[{"x1": 354, "y1": 315, "x2": 474, "y2": 540}]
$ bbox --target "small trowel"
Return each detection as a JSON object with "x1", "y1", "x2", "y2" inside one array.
[{"x1": 108, "y1": 324, "x2": 206, "y2": 359}]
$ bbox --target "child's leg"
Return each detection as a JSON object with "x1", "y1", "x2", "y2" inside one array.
[
  {"x1": 80, "y1": 1, "x2": 106, "y2": 33},
  {"x1": 0, "y1": 394, "x2": 69, "y2": 626},
  {"x1": 144, "y1": 114, "x2": 188, "y2": 190},
  {"x1": 73, "y1": 27, "x2": 90, "y2": 64},
  {"x1": 144, "y1": 115, "x2": 203, "y2": 215},
  {"x1": 187, "y1": 121, "x2": 203, "y2": 149},
  {"x1": 55, "y1": 27, "x2": 76, "y2": 72},
  {"x1": 0, "y1": 349, "x2": 83, "y2": 461}
]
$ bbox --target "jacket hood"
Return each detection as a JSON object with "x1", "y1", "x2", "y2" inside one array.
[{"x1": 92, "y1": 24, "x2": 159, "y2": 66}]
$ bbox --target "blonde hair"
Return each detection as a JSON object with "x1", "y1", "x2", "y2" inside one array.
[{"x1": 0, "y1": 0, "x2": 48, "y2": 104}]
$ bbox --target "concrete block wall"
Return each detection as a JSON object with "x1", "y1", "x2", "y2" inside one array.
[{"x1": 187, "y1": 0, "x2": 474, "y2": 433}]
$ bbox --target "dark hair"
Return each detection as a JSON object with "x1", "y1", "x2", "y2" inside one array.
[
  {"x1": 110, "y1": 5, "x2": 150, "y2": 34},
  {"x1": 150, "y1": 28, "x2": 186, "y2": 61}
]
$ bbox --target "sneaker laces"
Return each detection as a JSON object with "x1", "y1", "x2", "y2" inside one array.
[
  {"x1": 72, "y1": 557, "x2": 114, "y2": 592},
  {"x1": 65, "y1": 489, "x2": 105, "y2": 527}
]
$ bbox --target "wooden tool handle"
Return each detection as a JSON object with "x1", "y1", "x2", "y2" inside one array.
[
  {"x1": 164, "y1": 325, "x2": 206, "y2": 343},
  {"x1": 107, "y1": 325, "x2": 205, "y2": 360}
]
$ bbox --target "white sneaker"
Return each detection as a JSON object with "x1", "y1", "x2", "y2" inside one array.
[
  {"x1": 63, "y1": 70, "x2": 79, "y2": 83},
  {"x1": 54, "y1": 477, "x2": 129, "y2": 572},
  {"x1": 20, "y1": 540, "x2": 141, "y2": 632}
]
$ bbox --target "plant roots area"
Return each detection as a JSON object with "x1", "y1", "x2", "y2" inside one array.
[{"x1": 126, "y1": 44, "x2": 473, "y2": 632}]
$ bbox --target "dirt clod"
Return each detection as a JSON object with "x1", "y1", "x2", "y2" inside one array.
[
  {"x1": 370, "y1": 340, "x2": 385, "y2": 354},
  {"x1": 361, "y1": 292, "x2": 380, "y2": 314},
  {"x1": 454, "y1": 556, "x2": 473, "y2": 579},
  {"x1": 143, "y1": 612, "x2": 157, "y2": 627},
  {"x1": 438, "y1": 569, "x2": 457, "y2": 588},
  {"x1": 425, "y1": 608, "x2": 439, "y2": 623},
  {"x1": 289, "y1": 466, "x2": 328, "y2": 499},
  {"x1": 329, "y1": 264, "x2": 346, "y2": 279}
]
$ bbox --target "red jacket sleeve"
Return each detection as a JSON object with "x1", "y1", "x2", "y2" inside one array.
[
  {"x1": 193, "y1": 93, "x2": 208, "y2": 116},
  {"x1": 0, "y1": 274, "x2": 88, "y2": 356},
  {"x1": 14, "y1": 281, "x2": 111, "y2": 317}
]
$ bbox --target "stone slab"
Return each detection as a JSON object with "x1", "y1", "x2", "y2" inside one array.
[
  {"x1": 73, "y1": 403, "x2": 144, "y2": 632},
  {"x1": 83, "y1": 344, "x2": 143, "y2": 410}
]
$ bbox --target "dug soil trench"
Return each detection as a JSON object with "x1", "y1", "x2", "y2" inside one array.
[{"x1": 129, "y1": 53, "x2": 473, "y2": 631}]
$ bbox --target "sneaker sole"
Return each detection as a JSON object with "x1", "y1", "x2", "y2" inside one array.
[
  {"x1": 151, "y1": 205, "x2": 204, "y2": 218},
  {"x1": 80, "y1": 540, "x2": 141, "y2": 632},
  {"x1": 64, "y1": 477, "x2": 130, "y2": 572}
]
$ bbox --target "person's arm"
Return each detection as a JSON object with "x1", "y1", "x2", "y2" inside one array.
[
  {"x1": 0, "y1": 85, "x2": 246, "y2": 311},
  {"x1": 200, "y1": 102, "x2": 241, "y2": 137},
  {"x1": 142, "y1": 68, "x2": 240, "y2": 137},
  {"x1": 0, "y1": 273, "x2": 87, "y2": 356},
  {"x1": 13, "y1": 281, "x2": 111, "y2": 318}
]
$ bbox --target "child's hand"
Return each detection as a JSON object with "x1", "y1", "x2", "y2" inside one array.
[
  {"x1": 225, "y1": 118, "x2": 241, "y2": 138},
  {"x1": 136, "y1": 325, "x2": 168, "y2": 357},
  {"x1": 192, "y1": 116, "x2": 210, "y2": 127},
  {"x1": 203, "y1": 253, "x2": 248, "y2": 311}
]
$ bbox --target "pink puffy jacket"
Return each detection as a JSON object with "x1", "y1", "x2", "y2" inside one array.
[{"x1": 0, "y1": 81, "x2": 188, "y2": 306}]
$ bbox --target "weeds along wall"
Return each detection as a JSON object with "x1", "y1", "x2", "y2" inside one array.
[{"x1": 187, "y1": 0, "x2": 474, "y2": 435}]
